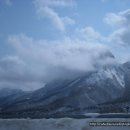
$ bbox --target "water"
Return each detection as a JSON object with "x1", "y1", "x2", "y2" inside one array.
[{"x1": 0, "y1": 118, "x2": 130, "y2": 130}]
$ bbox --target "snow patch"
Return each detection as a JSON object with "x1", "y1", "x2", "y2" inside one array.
[{"x1": 86, "y1": 67, "x2": 125, "y2": 88}]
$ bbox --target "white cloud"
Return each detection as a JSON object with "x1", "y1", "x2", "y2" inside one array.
[
  {"x1": 101, "y1": 0, "x2": 129, "y2": 3},
  {"x1": 104, "y1": 13, "x2": 127, "y2": 27},
  {"x1": 39, "y1": 6, "x2": 65, "y2": 31},
  {"x1": 105, "y1": 9, "x2": 130, "y2": 45},
  {"x1": 62, "y1": 16, "x2": 75, "y2": 25},
  {"x1": 4, "y1": 0, "x2": 12, "y2": 6},
  {"x1": 0, "y1": 33, "x2": 115, "y2": 91},
  {"x1": 34, "y1": 0, "x2": 75, "y2": 7},
  {"x1": 8, "y1": 34, "x2": 113, "y2": 72},
  {"x1": 33, "y1": 0, "x2": 75, "y2": 31},
  {"x1": 101, "y1": 0, "x2": 107, "y2": 2},
  {"x1": 37, "y1": 6, "x2": 75, "y2": 31},
  {"x1": 109, "y1": 27, "x2": 130, "y2": 45},
  {"x1": 76, "y1": 26, "x2": 104, "y2": 43},
  {"x1": 0, "y1": 55, "x2": 45, "y2": 91}
]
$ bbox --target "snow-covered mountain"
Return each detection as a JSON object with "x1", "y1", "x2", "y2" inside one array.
[
  {"x1": 0, "y1": 61, "x2": 130, "y2": 118},
  {"x1": 122, "y1": 62, "x2": 130, "y2": 100}
]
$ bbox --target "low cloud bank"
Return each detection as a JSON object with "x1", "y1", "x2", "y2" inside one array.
[{"x1": 0, "y1": 34, "x2": 115, "y2": 91}]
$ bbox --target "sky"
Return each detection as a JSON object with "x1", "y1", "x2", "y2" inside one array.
[{"x1": 0, "y1": 0, "x2": 130, "y2": 91}]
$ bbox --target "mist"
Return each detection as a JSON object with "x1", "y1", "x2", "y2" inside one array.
[{"x1": 0, "y1": 34, "x2": 116, "y2": 91}]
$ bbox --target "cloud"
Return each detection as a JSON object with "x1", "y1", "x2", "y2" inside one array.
[
  {"x1": 101, "y1": 0, "x2": 129, "y2": 3},
  {"x1": 37, "y1": 6, "x2": 75, "y2": 31},
  {"x1": 109, "y1": 27, "x2": 130, "y2": 45},
  {"x1": 104, "y1": 13, "x2": 127, "y2": 27},
  {"x1": 101, "y1": 0, "x2": 108, "y2": 2},
  {"x1": 34, "y1": 0, "x2": 75, "y2": 7},
  {"x1": 3, "y1": 0, "x2": 12, "y2": 6},
  {"x1": 0, "y1": 33, "x2": 115, "y2": 91},
  {"x1": 33, "y1": 0, "x2": 75, "y2": 31},
  {"x1": 76, "y1": 26, "x2": 104, "y2": 43},
  {"x1": 104, "y1": 9, "x2": 130, "y2": 45},
  {"x1": 0, "y1": 56, "x2": 45, "y2": 91}
]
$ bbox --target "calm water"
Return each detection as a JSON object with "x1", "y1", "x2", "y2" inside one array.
[{"x1": 0, "y1": 118, "x2": 130, "y2": 130}]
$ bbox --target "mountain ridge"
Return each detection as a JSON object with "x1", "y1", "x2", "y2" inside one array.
[{"x1": 0, "y1": 61, "x2": 130, "y2": 118}]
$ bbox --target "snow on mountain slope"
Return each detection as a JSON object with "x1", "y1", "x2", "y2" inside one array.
[{"x1": 86, "y1": 66, "x2": 125, "y2": 88}]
